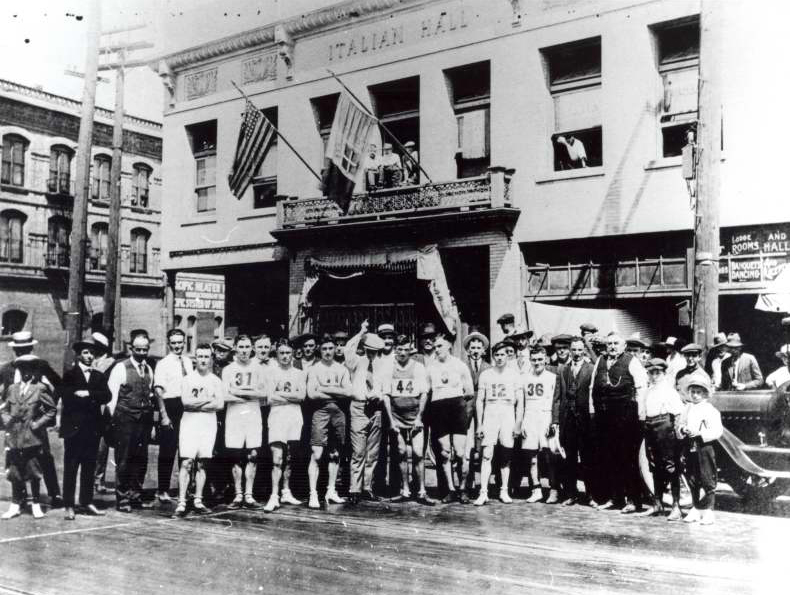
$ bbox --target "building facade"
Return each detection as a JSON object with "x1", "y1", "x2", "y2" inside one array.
[
  {"x1": 0, "y1": 79, "x2": 165, "y2": 370},
  {"x1": 158, "y1": 0, "x2": 789, "y2": 367}
]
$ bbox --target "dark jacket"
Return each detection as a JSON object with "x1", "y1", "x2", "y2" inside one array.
[
  {"x1": 0, "y1": 359, "x2": 62, "y2": 406},
  {"x1": 721, "y1": 352, "x2": 763, "y2": 390},
  {"x1": 1, "y1": 382, "x2": 57, "y2": 449},
  {"x1": 60, "y1": 364, "x2": 112, "y2": 439},
  {"x1": 553, "y1": 360, "x2": 594, "y2": 425}
]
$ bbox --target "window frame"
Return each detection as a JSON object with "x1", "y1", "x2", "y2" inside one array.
[
  {"x1": 92, "y1": 154, "x2": 112, "y2": 202},
  {"x1": 446, "y1": 61, "x2": 491, "y2": 179},
  {"x1": 129, "y1": 228, "x2": 149, "y2": 274},
  {"x1": 49, "y1": 145, "x2": 73, "y2": 195},
  {"x1": 186, "y1": 121, "x2": 218, "y2": 214},
  {"x1": 0, "y1": 210, "x2": 25, "y2": 264},
  {"x1": 47, "y1": 215, "x2": 72, "y2": 268},
  {"x1": 131, "y1": 164, "x2": 152, "y2": 207},
  {"x1": 89, "y1": 222, "x2": 109, "y2": 271},
  {"x1": 252, "y1": 107, "x2": 279, "y2": 210},
  {"x1": 1, "y1": 134, "x2": 28, "y2": 187}
]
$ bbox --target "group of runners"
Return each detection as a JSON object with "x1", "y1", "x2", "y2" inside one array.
[{"x1": 6, "y1": 310, "x2": 765, "y2": 526}]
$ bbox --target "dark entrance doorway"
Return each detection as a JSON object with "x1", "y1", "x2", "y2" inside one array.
[{"x1": 224, "y1": 261, "x2": 289, "y2": 338}]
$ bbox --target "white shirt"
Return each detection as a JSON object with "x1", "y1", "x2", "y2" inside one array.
[
  {"x1": 426, "y1": 355, "x2": 473, "y2": 402},
  {"x1": 107, "y1": 358, "x2": 154, "y2": 414},
  {"x1": 181, "y1": 370, "x2": 224, "y2": 414},
  {"x1": 683, "y1": 401, "x2": 723, "y2": 443},
  {"x1": 642, "y1": 378, "x2": 685, "y2": 420},
  {"x1": 766, "y1": 366, "x2": 790, "y2": 389},
  {"x1": 588, "y1": 352, "x2": 648, "y2": 414},
  {"x1": 154, "y1": 352, "x2": 194, "y2": 399},
  {"x1": 478, "y1": 366, "x2": 524, "y2": 406}
]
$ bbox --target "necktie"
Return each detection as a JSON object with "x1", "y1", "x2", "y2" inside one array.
[
  {"x1": 84, "y1": 368, "x2": 91, "y2": 383},
  {"x1": 180, "y1": 356, "x2": 188, "y2": 377},
  {"x1": 472, "y1": 359, "x2": 479, "y2": 375}
]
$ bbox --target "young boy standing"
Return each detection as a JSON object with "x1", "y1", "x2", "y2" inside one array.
[
  {"x1": 474, "y1": 342, "x2": 524, "y2": 506},
  {"x1": 679, "y1": 377, "x2": 723, "y2": 525},
  {"x1": 642, "y1": 358, "x2": 685, "y2": 521},
  {"x1": 175, "y1": 344, "x2": 225, "y2": 517}
]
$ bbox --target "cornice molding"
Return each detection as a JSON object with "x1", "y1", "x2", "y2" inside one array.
[{"x1": 162, "y1": 0, "x2": 423, "y2": 72}]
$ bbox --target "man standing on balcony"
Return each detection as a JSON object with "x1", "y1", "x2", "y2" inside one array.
[
  {"x1": 153, "y1": 329, "x2": 194, "y2": 504},
  {"x1": 403, "y1": 141, "x2": 419, "y2": 185},
  {"x1": 379, "y1": 143, "x2": 403, "y2": 189},
  {"x1": 363, "y1": 143, "x2": 381, "y2": 192}
]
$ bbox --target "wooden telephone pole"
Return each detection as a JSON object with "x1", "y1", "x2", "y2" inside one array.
[
  {"x1": 64, "y1": 0, "x2": 101, "y2": 370},
  {"x1": 692, "y1": 0, "x2": 723, "y2": 350}
]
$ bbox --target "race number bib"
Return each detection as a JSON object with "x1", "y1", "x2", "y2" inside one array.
[
  {"x1": 391, "y1": 378, "x2": 418, "y2": 397},
  {"x1": 524, "y1": 381, "x2": 545, "y2": 399},
  {"x1": 276, "y1": 380, "x2": 292, "y2": 393},
  {"x1": 234, "y1": 372, "x2": 253, "y2": 387}
]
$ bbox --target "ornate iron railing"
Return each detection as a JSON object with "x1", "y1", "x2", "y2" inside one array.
[{"x1": 277, "y1": 166, "x2": 514, "y2": 229}]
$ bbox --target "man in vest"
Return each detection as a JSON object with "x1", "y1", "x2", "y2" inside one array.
[
  {"x1": 107, "y1": 331, "x2": 156, "y2": 512},
  {"x1": 589, "y1": 332, "x2": 648, "y2": 513}
]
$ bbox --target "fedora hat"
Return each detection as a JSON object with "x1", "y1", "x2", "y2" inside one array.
[
  {"x1": 464, "y1": 331, "x2": 489, "y2": 351},
  {"x1": 511, "y1": 325, "x2": 534, "y2": 339},
  {"x1": 8, "y1": 331, "x2": 37, "y2": 348},
  {"x1": 775, "y1": 344, "x2": 790, "y2": 359},
  {"x1": 711, "y1": 332, "x2": 728, "y2": 350},
  {"x1": 91, "y1": 332, "x2": 111, "y2": 352},
  {"x1": 626, "y1": 333, "x2": 649, "y2": 349},
  {"x1": 725, "y1": 332, "x2": 743, "y2": 348}
]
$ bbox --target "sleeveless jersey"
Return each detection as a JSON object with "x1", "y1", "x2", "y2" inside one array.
[
  {"x1": 308, "y1": 361, "x2": 350, "y2": 411},
  {"x1": 478, "y1": 366, "x2": 523, "y2": 406},
  {"x1": 389, "y1": 360, "x2": 427, "y2": 412},
  {"x1": 522, "y1": 369, "x2": 557, "y2": 412},
  {"x1": 222, "y1": 359, "x2": 268, "y2": 412},
  {"x1": 268, "y1": 365, "x2": 306, "y2": 408},
  {"x1": 427, "y1": 355, "x2": 471, "y2": 402}
]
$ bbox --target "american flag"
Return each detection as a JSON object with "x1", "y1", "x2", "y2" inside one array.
[{"x1": 227, "y1": 101, "x2": 276, "y2": 199}]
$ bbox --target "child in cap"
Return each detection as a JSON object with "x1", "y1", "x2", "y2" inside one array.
[
  {"x1": 642, "y1": 358, "x2": 684, "y2": 521},
  {"x1": 1, "y1": 355, "x2": 57, "y2": 520},
  {"x1": 678, "y1": 377, "x2": 723, "y2": 525}
]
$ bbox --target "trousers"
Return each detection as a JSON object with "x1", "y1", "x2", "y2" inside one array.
[
  {"x1": 63, "y1": 429, "x2": 100, "y2": 507},
  {"x1": 686, "y1": 442, "x2": 717, "y2": 510},
  {"x1": 114, "y1": 414, "x2": 151, "y2": 506},
  {"x1": 349, "y1": 402, "x2": 382, "y2": 494},
  {"x1": 157, "y1": 398, "x2": 184, "y2": 493},
  {"x1": 596, "y1": 401, "x2": 642, "y2": 505},
  {"x1": 559, "y1": 408, "x2": 595, "y2": 498}
]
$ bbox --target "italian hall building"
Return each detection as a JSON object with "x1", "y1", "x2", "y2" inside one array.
[
  {"x1": 157, "y1": 0, "x2": 789, "y2": 368},
  {"x1": 0, "y1": 80, "x2": 164, "y2": 369}
]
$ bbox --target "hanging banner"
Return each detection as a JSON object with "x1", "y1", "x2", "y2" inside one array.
[{"x1": 417, "y1": 245, "x2": 458, "y2": 335}]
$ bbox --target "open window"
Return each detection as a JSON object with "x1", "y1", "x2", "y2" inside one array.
[
  {"x1": 311, "y1": 93, "x2": 340, "y2": 178},
  {"x1": 369, "y1": 76, "x2": 420, "y2": 189},
  {"x1": 252, "y1": 107, "x2": 278, "y2": 209},
  {"x1": 446, "y1": 61, "x2": 490, "y2": 178},
  {"x1": 542, "y1": 37, "x2": 603, "y2": 170},
  {"x1": 90, "y1": 222, "x2": 109, "y2": 271},
  {"x1": 653, "y1": 16, "x2": 699, "y2": 158},
  {"x1": 186, "y1": 120, "x2": 217, "y2": 213}
]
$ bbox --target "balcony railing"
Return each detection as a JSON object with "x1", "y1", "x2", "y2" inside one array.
[
  {"x1": 276, "y1": 166, "x2": 514, "y2": 229},
  {"x1": 526, "y1": 256, "x2": 690, "y2": 297}
]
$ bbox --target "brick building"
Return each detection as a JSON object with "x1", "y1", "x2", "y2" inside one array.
[
  {"x1": 0, "y1": 79, "x2": 165, "y2": 370},
  {"x1": 157, "y1": 0, "x2": 789, "y2": 367}
]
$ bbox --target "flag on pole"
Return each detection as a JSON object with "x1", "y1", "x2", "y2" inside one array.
[
  {"x1": 227, "y1": 101, "x2": 276, "y2": 199},
  {"x1": 322, "y1": 92, "x2": 376, "y2": 213}
]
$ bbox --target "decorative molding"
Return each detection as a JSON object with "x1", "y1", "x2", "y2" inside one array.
[
  {"x1": 274, "y1": 26, "x2": 294, "y2": 81},
  {"x1": 242, "y1": 52, "x2": 278, "y2": 85},
  {"x1": 169, "y1": 242, "x2": 277, "y2": 258},
  {"x1": 184, "y1": 68, "x2": 218, "y2": 101},
  {"x1": 510, "y1": 0, "x2": 523, "y2": 27},
  {"x1": 156, "y1": 60, "x2": 176, "y2": 108}
]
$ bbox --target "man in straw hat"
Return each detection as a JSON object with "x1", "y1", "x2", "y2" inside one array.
[
  {"x1": 60, "y1": 337, "x2": 111, "y2": 520},
  {"x1": 766, "y1": 344, "x2": 790, "y2": 389},
  {"x1": 721, "y1": 332, "x2": 763, "y2": 391}
]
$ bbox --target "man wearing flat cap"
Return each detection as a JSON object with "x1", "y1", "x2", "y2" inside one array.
[
  {"x1": 721, "y1": 333, "x2": 763, "y2": 391},
  {"x1": 496, "y1": 313, "x2": 516, "y2": 338},
  {"x1": 675, "y1": 343, "x2": 712, "y2": 394},
  {"x1": 296, "y1": 333, "x2": 319, "y2": 371},
  {"x1": 413, "y1": 323, "x2": 437, "y2": 365},
  {"x1": 463, "y1": 330, "x2": 491, "y2": 498},
  {"x1": 61, "y1": 338, "x2": 111, "y2": 520},
  {"x1": 550, "y1": 334, "x2": 573, "y2": 368}
]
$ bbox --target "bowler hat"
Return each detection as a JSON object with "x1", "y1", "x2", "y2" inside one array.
[
  {"x1": 362, "y1": 333, "x2": 385, "y2": 351},
  {"x1": 464, "y1": 331, "x2": 489, "y2": 351},
  {"x1": 8, "y1": 331, "x2": 37, "y2": 348}
]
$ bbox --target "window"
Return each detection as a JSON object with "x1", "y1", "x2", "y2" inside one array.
[
  {"x1": 311, "y1": 93, "x2": 340, "y2": 163},
  {"x1": 542, "y1": 37, "x2": 603, "y2": 170},
  {"x1": 1, "y1": 309, "x2": 27, "y2": 336},
  {"x1": 130, "y1": 228, "x2": 149, "y2": 274},
  {"x1": 131, "y1": 164, "x2": 151, "y2": 207},
  {"x1": 90, "y1": 222, "x2": 109, "y2": 271},
  {"x1": 47, "y1": 216, "x2": 71, "y2": 268},
  {"x1": 49, "y1": 145, "x2": 73, "y2": 194},
  {"x1": 446, "y1": 61, "x2": 490, "y2": 179},
  {"x1": 369, "y1": 76, "x2": 420, "y2": 189},
  {"x1": 653, "y1": 16, "x2": 700, "y2": 157},
  {"x1": 2, "y1": 134, "x2": 27, "y2": 186},
  {"x1": 253, "y1": 107, "x2": 278, "y2": 209},
  {"x1": 0, "y1": 210, "x2": 25, "y2": 264},
  {"x1": 186, "y1": 121, "x2": 217, "y2": 213},
  {"x1": 92, "y1": 154, "x2": 111, "y2": 201}
]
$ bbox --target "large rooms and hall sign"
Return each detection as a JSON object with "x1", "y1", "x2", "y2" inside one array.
[{"x1": 719, "y1": 223, "x2": 790, "y2": 283}]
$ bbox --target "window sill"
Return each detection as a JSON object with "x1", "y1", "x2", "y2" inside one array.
[
  {"x1": 1, "y1": 184, "x2": 30, "y2": 195},
  {"x1": 238, "y1": 209, "x2": 276, "y2": 221},
  {"x1": 181, "y1": 217, "x2": 217, "y2": 227},
  {"x1": 644, "y1": 157, "x2": 682, "y2": 171},
  {"x1": 535, "y1": 167, "x2": 605, "y2": 184}
]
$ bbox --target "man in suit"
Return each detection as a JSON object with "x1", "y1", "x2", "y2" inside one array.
[
  {"x1": 463, "y1": 331, "x2": 491, "y2": 498},
  {"x1": 552, "y1": 336, "x2": 596, "y2": 506},
  {"x1": 61, "y1": 338, "x2": 112, "y2": 520},
  {"x1": 721, "y1": 333, "x2": 763, "y2": 391}
]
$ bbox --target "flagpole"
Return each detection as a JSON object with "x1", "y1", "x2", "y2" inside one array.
[
  {"x1": 326, "y1": 69, "x2": 433, "y2": 184},
  {"x1": 230, "y1": 81, "x2": 323, "y2": 184}
]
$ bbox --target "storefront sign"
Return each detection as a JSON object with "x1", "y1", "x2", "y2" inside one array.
[
  {"x1": 719, "y1": 224, "x2": 790, "y2": 283},
  {"x1": 175, "y1": 276, "x2": 225, "y2": 310}
]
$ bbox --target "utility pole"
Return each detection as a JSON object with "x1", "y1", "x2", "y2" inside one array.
[
  {"x1": 692, "y1": 0, "x2": 723, "y2": 350},
  {"x1": 64, "y1": 0, "x2": 101, "y2": 370},
  {"x1": 97, "y1": 29, "x2": 154, "y2": 352}
]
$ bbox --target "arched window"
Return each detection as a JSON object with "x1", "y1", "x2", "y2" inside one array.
[
  {"x1": 47, "y1": 216, "x2": 71, "y2": 268},
  {"x1": 90, "y1": 222, "x2": 109, "y2": 270},
  {"x1": 92, "y1": 154, "x2": 111, "y2": 201},
  {"x1": 1, "y1": 309, "x2": 27, "y2": 336},
  {"x1": 129, "y1": 228, "x2": 149, "y2": 274},
  {"x1": 131, "y1": 164, "x2": 151, "y2": 207},
  {"x1": 0, "y1": 209, "x2": 25, "y2": 263},
  {"x1": 2, "y1": 134, "x2": 28, "y2": 187},
  {"x1": 49, "y1": 145, "x2": 73, "y2": 194}
]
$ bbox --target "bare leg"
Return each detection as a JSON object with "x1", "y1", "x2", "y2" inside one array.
[
  {"x1": 327, "y1": 450, "x2": 340, "y2": 493},
  {"x1": 270, "y1": 443, "x2": 284, "y2": 496},
  {"x1": 194, "y1": 461, "x2": 206, "y2": 501},
  {"x1": 308, "y1": 446, "x2": 324, "y2": 495},
  {"x1": 244, "y1": 460, "x2": 257, "y2": 497},
  {"x1": 178, "y1": 459, "x2": 194, "y2": 503},
  {"x1": 436, "y1": 435, "x2": 455, "y2": 491},
  {"x1": 451, "y1": 433, "x2": 468, "y2": 489},
  {"x1": 396, "y1": 433, "x2": 410, "y2": 496},
  {"x1": 412, "y1": 431, "x2": 427, "y2": 495},
  {"x1": 282, "y1": 446, "x2": 293, "y2": 494}
]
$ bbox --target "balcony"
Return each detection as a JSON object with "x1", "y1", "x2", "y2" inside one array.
[{"x1": 273, "y1": 166, "x2": 518, "y2": 241}]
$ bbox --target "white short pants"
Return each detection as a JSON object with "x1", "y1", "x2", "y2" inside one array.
[
  {"x1": 481, "y1": 404, "x2": 516, "y2": 448},
  {"x1": 179, "y1": 412, "x2": 217, "y2": 459},
  {"x1": 521, "y1": 408, "x2": 552, "y2": 450},
  {"x1": 267, "y1": 404, "x2": 304, "y2": 444},
  {"x1": 225, "y1": 401, "x2": 263, "y2": 449}
]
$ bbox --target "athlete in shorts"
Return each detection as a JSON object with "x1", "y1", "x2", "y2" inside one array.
[
  {"x1": 383, "y1": 335, "x2": 434, "y2": 505},
  {"x1": 222, "y1": 335, "x2": 269, "y2": 509},
  {"x1": 175, "y1": 344, "x2": 224, "y2": 517},
  {"x1": 306, "y1": 335, "x2": 353, "y2": 509},
  {"x1": 426, "y1": 334, "x2": 474, "y2": 504},
  {"x1": 474, "y1": 342, "x2": 524, "y2": 506},
  {"x1": 521, "y1": 347, "x2": 561, "y2": 504},
  {"x1": 264, "y1": 339, "x2": 306, "y2": 512}
]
